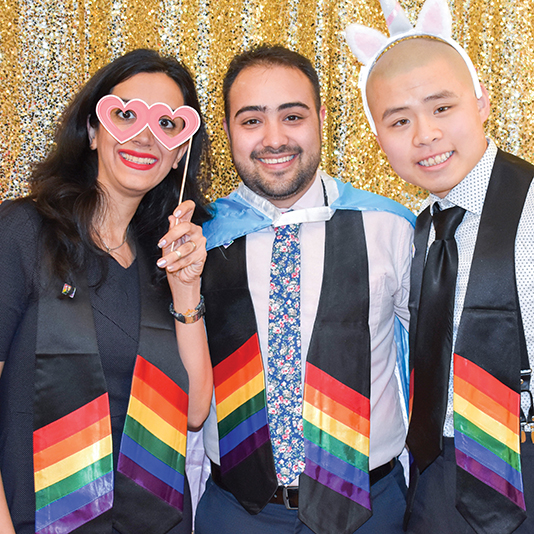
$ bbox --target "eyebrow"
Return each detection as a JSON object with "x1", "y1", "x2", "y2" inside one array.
[
  {"x1": 234, "y1": 101, "x2": 310, "y2": 119},
  {"x1": 424, "y1": 90, "x2": 458, "y2": 102},
  {"x1": 382, "y1": 105, "x2": 409, "y2": 121},
  {"x1": 381, "y1": 90, "x2": 459, "y2": 121}
]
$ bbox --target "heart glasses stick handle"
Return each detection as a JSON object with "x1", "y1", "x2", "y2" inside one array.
[{"x1": 171, "y1": 137, "x2": 193, "y2": 252}]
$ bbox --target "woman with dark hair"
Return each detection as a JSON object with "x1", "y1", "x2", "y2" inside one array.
[{"x1": 0, "y1": 49, "x2": 213, "y2": 534}]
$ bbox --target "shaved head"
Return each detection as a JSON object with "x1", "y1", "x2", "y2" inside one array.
[
  {"x1": 368, "y1": 38, "x2": 475, "y2": 95},
  {"x1": 364, "y1": 35, "x2": 490, "y2": 199}
]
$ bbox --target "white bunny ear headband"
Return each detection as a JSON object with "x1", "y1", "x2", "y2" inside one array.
[{"x1": 344, "y1": 0, "x2": 482, "y2": 134}]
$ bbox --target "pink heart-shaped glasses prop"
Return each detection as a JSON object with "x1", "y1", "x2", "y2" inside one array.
[{"x1": 96, "y1": 94, "x2": 201, "y2": 151}]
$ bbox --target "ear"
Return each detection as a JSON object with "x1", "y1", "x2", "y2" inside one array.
[
  {"x1": 477, "y1": 83, "x2": 491, "y2": 123},
  {"x1": 223, "y1": 118, "x2": 231, "y2": 142},
  {"x1": 172, "y1": 138, "x2": 191, "y2": 169},
  {"x1": 374, "y1": 132, "x2": 384, "y2": 152},
  {"x1": 319, "y1": 105, "x2": 326, "y2": 130},
  {"x1": 378, "y1": 0, "x2": 413, "y2": 35},
  {"x1": 87, "y1": 117, "x2": 97, "y2": 150},
  {"x1": 415, "y1": 0, "x2": 452, "y2": 39},
  {"x1": 344, "y1": 24, "x2": 390, "y2": 65}
]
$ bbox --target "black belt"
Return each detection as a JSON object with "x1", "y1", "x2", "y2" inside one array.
[
  {"x1": 370, "y1": 457, "x2": 397, "y2": 485},
  {"x1": 211, "y1": 458, "x2": 396, "y2": 510}
]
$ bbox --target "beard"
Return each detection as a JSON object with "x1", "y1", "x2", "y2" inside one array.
[{"x1": 233, "y1": 144, "x2": 321, "y2": 203}]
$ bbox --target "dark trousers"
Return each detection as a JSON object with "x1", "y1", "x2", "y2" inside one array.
[
  {"x1": 407, "y1": 438, "x2": 534, "y2": 533},
  {"x1": 195, "y1": 460, "x2": 407, "y2": 534}
]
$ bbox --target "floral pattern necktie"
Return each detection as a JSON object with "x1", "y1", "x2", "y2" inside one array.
[{"x1": 267, "y1": 223, "x2": 305, "y2": 485}]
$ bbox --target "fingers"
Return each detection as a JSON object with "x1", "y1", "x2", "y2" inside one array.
[
  {"x1": 157, "y1": 227, "x2": 207, "y2": 274},
  {"x1": 172, "y1": 200, "x2": 195, "y2": 223},
  {"x1": 157, "y1": 201, "x2": 198, "y2": 251},
  {"x1": 159, "y1": 239, "x2": 203, "y2": 271},
  {"x1": 162, "y1": 220, "x2": 203, "y2": 256},
  {"x1": 167, "y1": 240, "x2": 207, "y2": 283},
  {"x1": 156, "y1": 201, "x2": 208, "y2": 282}
]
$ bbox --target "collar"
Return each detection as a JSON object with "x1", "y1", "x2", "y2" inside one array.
[
  {"x1": 203, "y1": 171, "x2": 415, "y2": 250},
  {"x1": 235, "y1": 171, "x2": 339, "y2": 227},
  {"x1": 423, "y1": 139, "x2": 498, "y2": 215}
]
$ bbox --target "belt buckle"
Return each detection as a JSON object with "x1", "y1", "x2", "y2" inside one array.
[{"x1": 282, "y1": 487, "x2": 298, "y2": 510}]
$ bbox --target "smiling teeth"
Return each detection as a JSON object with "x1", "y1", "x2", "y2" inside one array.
[
  {"x1": 419, "y1": 151, "x2": 453, "y2": 167},
  {"x1": 259, "y1": 155, "x2": 295, "y2": 164},
  {"x1": 120, "y1": 152, "x2": 156, "y2": 165}
]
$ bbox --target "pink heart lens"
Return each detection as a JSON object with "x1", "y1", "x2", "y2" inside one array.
[
  {"x1": 96, "y1": 95, "x2": 201, "y2": 151},
  {"x1": 107, "y1": 107, "x2": 186, "y2": 137}
]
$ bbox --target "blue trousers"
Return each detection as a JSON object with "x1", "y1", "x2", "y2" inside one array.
[
  {"x1": 195, "y1": 460, "x2": 407, "y2": 534},
  {"x1": 407, "y1": 438, "x2": 534, "y2": 533}
]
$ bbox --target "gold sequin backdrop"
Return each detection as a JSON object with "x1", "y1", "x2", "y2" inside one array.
[{"x1": 1, "y1": 0, "x2": 534, "y2": 209}]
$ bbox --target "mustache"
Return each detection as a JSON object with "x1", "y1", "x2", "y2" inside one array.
[{"x1": 251, "y1": 145, "x2": 302, "y2": 159}]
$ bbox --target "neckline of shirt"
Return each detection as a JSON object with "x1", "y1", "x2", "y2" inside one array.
[{"x1": 235, "y1": 170, "x2": 339, "y2": 226}]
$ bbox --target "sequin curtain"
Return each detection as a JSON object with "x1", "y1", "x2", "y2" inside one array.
[{"x1": 2, "y1": 0, "x2": 533, "y2": 209}]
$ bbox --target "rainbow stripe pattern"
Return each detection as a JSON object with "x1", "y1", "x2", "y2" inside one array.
[
  {"x1": 33, "y1": 393, "x2": 113, "y2": 534},
  {"x1": 118, "y1": 355, "x2": 188, "y2": 511},
  {"x1": 214, "y1": 334, "x2": 269, "y2": 474},
  {"x1": 302, "y1": 362, "x2": 371, "y2": 509},
  {"x1": 454, "y1": 354, "x2": 525, "y2": 510}
]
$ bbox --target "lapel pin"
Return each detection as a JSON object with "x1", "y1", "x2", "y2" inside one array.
[{"x1": 61, "y1": 283, "x2": 76, "y2": 299}]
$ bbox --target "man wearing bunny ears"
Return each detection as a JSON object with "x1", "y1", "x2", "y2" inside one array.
[
  {"x1": 195, "y1": 45, "x2": 416, "y2": 534},
  {"x1": 346, "y1": 1, "x2": 534, "y2": 533}
]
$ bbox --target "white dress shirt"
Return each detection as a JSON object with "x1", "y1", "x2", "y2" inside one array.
[
  {"x1": 420, "y1": 140, "x2": 534, "y2": 437},
  {"x1": 203, "y1": 172, "x2": 414, "y2": 472}
]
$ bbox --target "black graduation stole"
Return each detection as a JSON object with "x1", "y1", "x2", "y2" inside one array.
[
  {"x1": 34, "y1": 253, "x2": 189, "y2": 534},
  {"x1": 409, "y1": 150, "x2": 534, "y2": 534},
  {"x1": 202, "y1": 210, "x2": 374, "y2": 534}
]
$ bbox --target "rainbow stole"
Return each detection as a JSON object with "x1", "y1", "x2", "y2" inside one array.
[
  {"x1": 214, "y1": 334, "x2": 270, "y2": 474},
  {"x1": 204, "y1": 210, "x2": 373, "y2": 531},
  {"x1": 34, "y1": 266, "x2": 116, "y2": 533},
  {"x1": 203, "y1": 234, "x2": 278, "y2": 511},
  {"x1": 450, "y1": 150, "x2": 533, "y2": 533},
  {"x1": 33, "y1": 353, "x2": 188, "y2": 534},
  {"x1": 454, "y1": 354, "x2": 525, "y2": 509},
  {"x1": 288, "y1": 210, "x2": 373, "y2": 534},
  {"x1": 34, "y1": 251, "x2": 188, "y2": 533},
  {"x1": 118, "y1": 355, "x2": 188, "y2": 511},
  {"x1": 34, "y1": 394, "x2": 113, "y2": 534},
  {"x1": 302, "y1": 362, "x2": 371, "y2": 509}
]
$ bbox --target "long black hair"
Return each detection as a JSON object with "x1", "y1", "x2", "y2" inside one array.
[{"x1": 29, "y1": 48, "x2": 212, "y2": 285}]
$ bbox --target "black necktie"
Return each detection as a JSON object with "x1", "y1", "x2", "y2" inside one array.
[{"x1": 407, "y1": 204, "x2": 466, "y2": 471}]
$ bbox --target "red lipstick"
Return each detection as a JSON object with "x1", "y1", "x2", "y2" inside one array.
[{"x1": 119, "y1": 149, "x2": 158, "y2": 170}]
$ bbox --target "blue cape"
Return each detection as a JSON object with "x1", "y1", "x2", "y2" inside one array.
[{"x1": 203, "y1": 177, "x2": 415, "y2": 250}]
